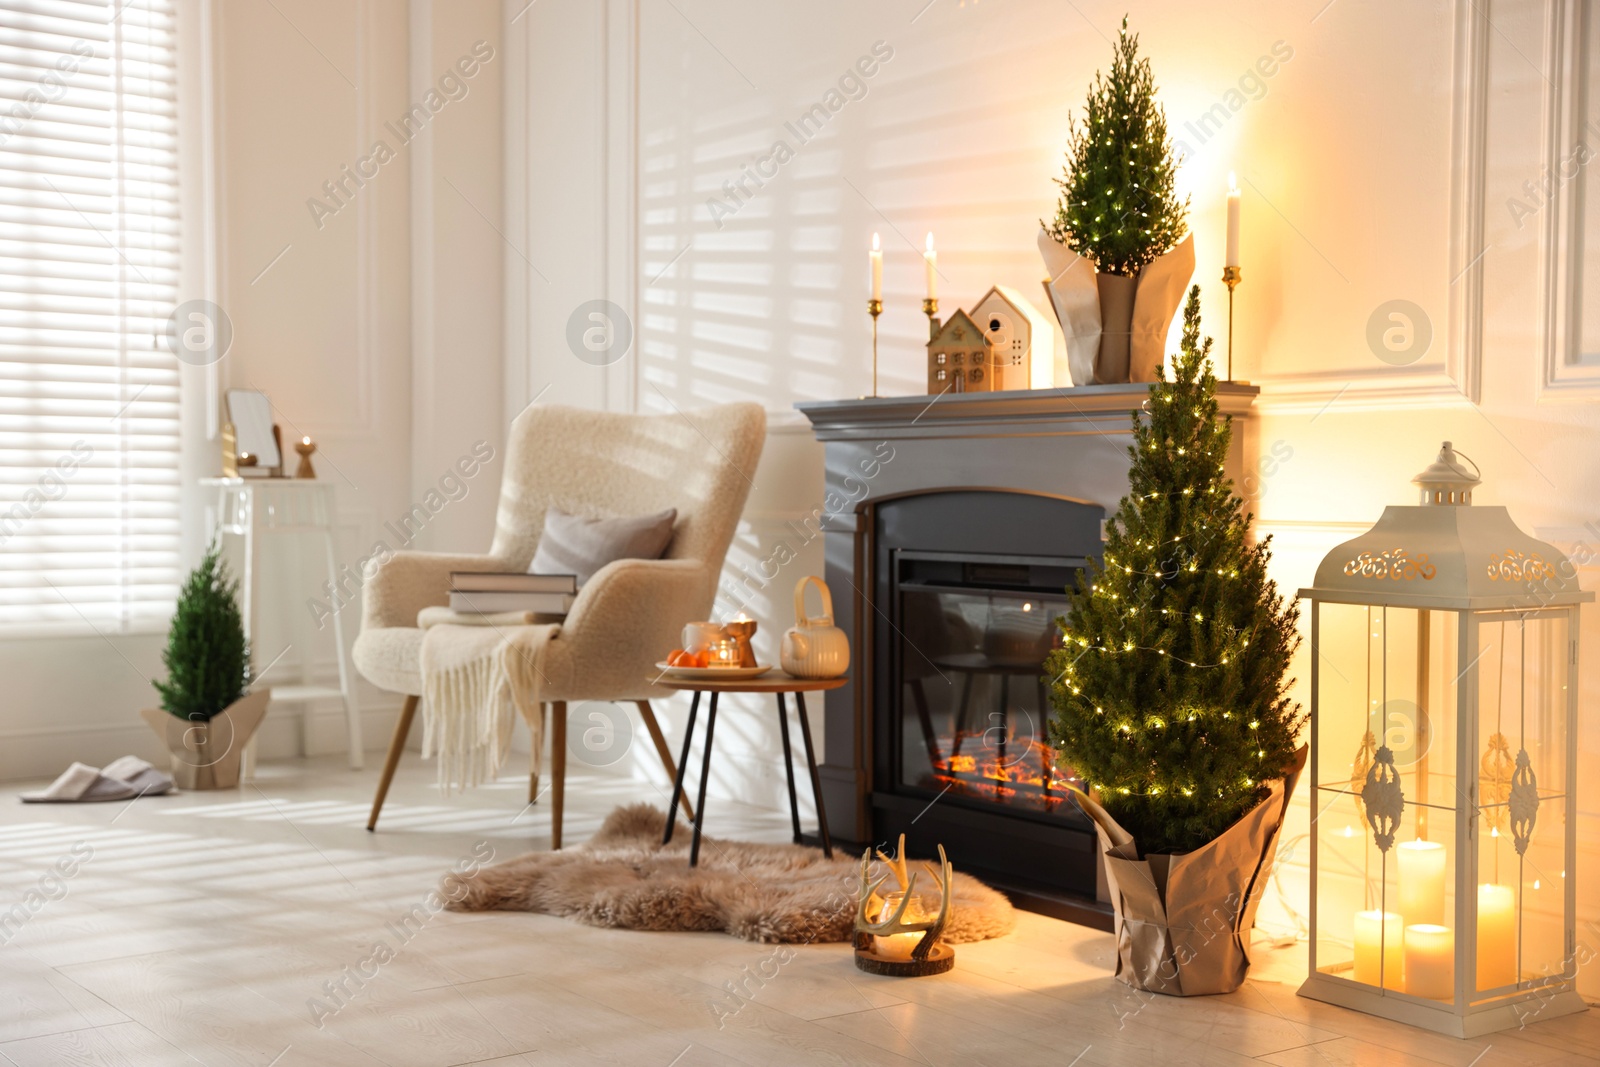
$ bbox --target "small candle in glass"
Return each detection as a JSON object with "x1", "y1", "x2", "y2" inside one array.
[
  {"x1": 874, "y1": 892, "x2": 929, "y2": 960},
  {"x1": 708, "y1": 638, "x2": 741, "y2": 668}
]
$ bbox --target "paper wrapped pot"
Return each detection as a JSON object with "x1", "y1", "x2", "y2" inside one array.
[
  {"x1": 1072, "y1": 744, "x2": 1306, "y2": 995},
  {"x1": 1038, "y1": 231, "x2": 1195, "y2": 386}
]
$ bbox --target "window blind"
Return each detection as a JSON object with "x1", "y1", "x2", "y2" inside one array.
[{"x1": 0, "y1": 0, "x2": 182, "y2": 634}]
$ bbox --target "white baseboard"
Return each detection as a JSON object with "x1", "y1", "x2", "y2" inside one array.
[{"x1": 0, "y1": 694, "x2": 408, "y2": 783}]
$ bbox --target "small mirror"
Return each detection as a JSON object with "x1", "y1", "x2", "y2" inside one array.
[{"x1": 225, "y1": 389, "x2": 280, "y2": 470}]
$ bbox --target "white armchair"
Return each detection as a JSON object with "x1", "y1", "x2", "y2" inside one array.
[{"x1": 356, "y1": 401, "x2": 766, "y2": 844}]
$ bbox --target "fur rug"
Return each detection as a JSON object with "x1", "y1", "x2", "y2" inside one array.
[{"x1": 444, "y1": 803, "x2": 1016, "y2": 945}]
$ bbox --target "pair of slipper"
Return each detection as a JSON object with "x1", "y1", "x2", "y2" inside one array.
[{"x1": 20, "y1": 756, "x2": 175, "y2": 803}]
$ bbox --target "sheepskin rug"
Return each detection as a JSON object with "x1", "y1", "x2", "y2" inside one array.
[{"x1": 444, "y1": 803, "x2": 1016, "y2": 945}]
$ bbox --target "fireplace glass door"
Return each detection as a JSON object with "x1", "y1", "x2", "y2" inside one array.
[{"x1": 894, "y1": 552, "x2": 1081, "y2": 821}]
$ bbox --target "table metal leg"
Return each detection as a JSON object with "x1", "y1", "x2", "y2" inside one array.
[
  {"x1": 663, "y1": 690, "x2": 700, "y2": 846},
  {"x1": 794, "y1": 692, "x2": 832, "y2": 859},
  {"x1": 776, "y1": 693, "x2": 802, "y2": 844},
  {"x1": 689, "y1": 692, "x2": 719, "y2": 867}
]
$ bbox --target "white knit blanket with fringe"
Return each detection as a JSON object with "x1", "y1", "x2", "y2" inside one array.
[{"x1": 418, "y1": 622, "x2": 559, "y2": 793}]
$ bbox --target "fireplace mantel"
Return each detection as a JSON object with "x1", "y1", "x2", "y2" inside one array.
[
  {"x1": 794, "y1": 382, "x2": 1260, "y2": 925},
  {"x1": 796, "y1": 382, "x2": 1260, "y2": 528},
  {"x1": 797, "y1": 381, "x2": 1260, "y2": 442}
]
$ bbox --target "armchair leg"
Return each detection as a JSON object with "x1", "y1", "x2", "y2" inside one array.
[
  {"x1": 529, "y1": 703, "x2": 543, "y2": 804},
  {"x1": 636, "y1": 701, "x2": 694, "y2": 823},
  {"x1": 367, "y1": 694, "x2": 419, "y2": 832},
  {"x1": 550, "y1": 701, "x2": 567, "y2": 850}
]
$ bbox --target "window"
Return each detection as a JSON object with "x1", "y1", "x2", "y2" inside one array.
[{"x1": 0, "y1": 1, "x2": 182, "y2": 633}]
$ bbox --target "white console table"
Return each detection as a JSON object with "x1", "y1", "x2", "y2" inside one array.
[{"x1": 202, "y1": 478, "x2": 364, "y2": 773}]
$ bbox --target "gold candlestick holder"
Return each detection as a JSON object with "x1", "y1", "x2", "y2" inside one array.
[
  {"x1": 868, "y1": 298, "x2": 883, "y2": 397},
  {"x1": 294, "y1": 436, "x2": 318, "y2": 479},
  {"x1": 723, "y1": 617, "x2": 757, "y2": 668},
  {"x1": 922, "y1": 297, "x2": 938, "y2": 341},
  {"x1": 1221, "y1": 266, "x2": 1241, "y2": 381}
]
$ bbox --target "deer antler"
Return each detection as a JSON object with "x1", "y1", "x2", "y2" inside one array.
[
  {"x1": 874, "y1": 833, "x2": 911, "y2": 893},
  {"x1": 855, "y1": 842, "x2": 956, "y2": 962}
]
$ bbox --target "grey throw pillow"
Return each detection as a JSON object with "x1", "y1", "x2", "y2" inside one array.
[{"x1": 529, "y1": 507, "x2": 677, "y2": 585}]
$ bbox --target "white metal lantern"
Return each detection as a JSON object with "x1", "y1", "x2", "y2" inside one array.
[{"x1": 1298, "y1": 442, "x2": 1589, "y2": 1037}]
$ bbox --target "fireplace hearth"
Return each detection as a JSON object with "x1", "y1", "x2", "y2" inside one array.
[{"x1": 797, "y1": 383, "x2": 1259, "y2": 926}]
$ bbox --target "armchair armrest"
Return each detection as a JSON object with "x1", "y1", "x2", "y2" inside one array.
[
  {"x1": 361, "y1": 551, "x2": 513, "y2": 632},
  {"x1": 543, "y1": 558, "x2": 712, "y2": 696}
]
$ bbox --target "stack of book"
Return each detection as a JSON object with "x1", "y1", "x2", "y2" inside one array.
[{"x1": 449, "y1": 572, "x2": 577, "y2": 615}]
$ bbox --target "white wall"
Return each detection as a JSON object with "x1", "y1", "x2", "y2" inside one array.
[
  {"x1": 215, "y1": 0, "x2": 507, "y2": 760},
  {"x1": 0, "y1": 0, "x2": 511, "y2": 778},
  {"x1": 509, "y1": 0, "x2": 1600, "y2": 993}
]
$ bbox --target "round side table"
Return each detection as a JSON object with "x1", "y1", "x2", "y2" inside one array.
[{"x1": 651, "y1": 672, "x2": 845, "y2": 867}]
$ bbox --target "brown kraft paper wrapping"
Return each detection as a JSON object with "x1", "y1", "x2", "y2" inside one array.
[
  {"x1": 1038, "y1": 229, "x2": 1102, "y2": 387},
  {"x1": 1128, "y1": 233, "x2": 1195, "y2": 383},
  {"x1": 1072, "y1": 744, "x2": 1306, "y2": 995},
  {"x1": 1094, "y1": 272, "x2": 1137, "y2": 384}
]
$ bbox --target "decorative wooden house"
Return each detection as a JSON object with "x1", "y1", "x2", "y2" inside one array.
[
  {"x1": 969, "y1": 285, "x2": 1057, "y2": 391},
  {"x1": 925, "y1": 309, "x2": 992, "y2": 394}
]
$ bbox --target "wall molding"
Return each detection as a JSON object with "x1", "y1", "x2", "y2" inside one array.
[
  {"x1": 1257, "y1": 0, "x2": 1487, "y2": 413},
  {"x1": 1537, "y1": 0, "x2": 1600, "y2": 400}
]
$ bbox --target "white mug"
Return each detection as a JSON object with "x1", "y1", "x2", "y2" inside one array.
[{"x1": 682, "y1": 621, "x2": 724, "y2": 654}]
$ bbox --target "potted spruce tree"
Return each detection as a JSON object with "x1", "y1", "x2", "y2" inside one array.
[
  {"x1": 141, "y1": 543, "x2": 269, "y2": 789},
  {"x1": 1047, "y1": 287, "x2": 1305, "y2": 995},
  {"x1": 1042, "y1": 16, "x2": 1192, "y2": 385}
]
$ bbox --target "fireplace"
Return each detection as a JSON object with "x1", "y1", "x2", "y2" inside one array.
[
  {"x1": 797, "y1": 383, "x2": 1259, "y2": 924},
  {"x1": 872, "y1": 489, "x2": 1103, "y2": 903}
]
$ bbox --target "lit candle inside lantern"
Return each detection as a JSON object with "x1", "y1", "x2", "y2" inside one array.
[
  {"x1": 873, "y1": 892, "x2": 929, "y2": 961},
  {"x1": 1353, "y1": 910, "x2": 1404, "y2": 987},
  {"x1": 869, "y1": 232, "x2": 883, "y2": 302},
  {"x1": 1477, "y1": 884, "x2": 1517, "y2": 989},
  {"x1": 1404, "y1": 924, "x2": 1454, "y2": 1000},
  {"x1": 923, "y1": 232, "x2": 937, "y2": 300},
  {"x1": 1397, "y1": 839, "x2": 1447, "y2": 926},
  {"x1": 1225, "y1": 172, "x2": 1241, "y2": 268}
]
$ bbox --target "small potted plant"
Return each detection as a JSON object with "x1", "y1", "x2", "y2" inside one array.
[
  {"x1": 1042, "y1": 16, "x2": 1192, "y2": 385},
  {"x1": 141, "y1": 543, "x2": 269, "y2": 789},
  {"x1": 1047, "y1": 287, "x2": 1304, "y2": 995}
]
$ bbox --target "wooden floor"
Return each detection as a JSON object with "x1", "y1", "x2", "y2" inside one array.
[{"x1": 0, "y1": 754, "x2": 1594, "y2": 1067}]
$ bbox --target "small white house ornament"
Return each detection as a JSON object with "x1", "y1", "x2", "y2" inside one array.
[{"x1": 1297, "y1": 441, "x2": 1590, "y2": 1037}]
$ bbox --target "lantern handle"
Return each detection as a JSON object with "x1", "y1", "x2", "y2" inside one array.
[{"x1": 1449, "y1": 445, "x2": 1481, "y2": 483}]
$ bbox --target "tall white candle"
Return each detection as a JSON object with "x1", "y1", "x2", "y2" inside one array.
[
  {"x1": 1477, "y1": 884, "x2": 1517, "y2": 990},
  {"x1": 1404, "y1": 924, "x2": 1454, "y2": 1000},
  {"x1": 870, "y1": 232, "x2": 883, "y2": 302},
  {"x1": 1353, "y1": 910, "x2": 1404, "y2": 988},
  {"x1": 1225, "y1": 172, "x2": 1241, "y2": 268},
  {"x1": 1397, "y1": 839, "x2": 1447, "y2": 926},
  {"x1": 923, "y1": 232, "x2": 937, "y2": 300}
]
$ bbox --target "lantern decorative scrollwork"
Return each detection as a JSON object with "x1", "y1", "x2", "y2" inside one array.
[
  {"x1": 1508, "y1": 748, "x2": 1539, "y2": 857},
  {"x1": 1361, "y1": 745, "x2": 1404, "y2": 852},
  {"x1": 1480, "y1": 732, "x2": 1514, "y2": 833},
  {"x1": 1350, "y1": 729, "x2": 1378, "y2": 823},
  {"x1": 1342, "y1": 549, "x2": 1437, "y2": 581},
  {"x1": 1486, "y1": 550, "x2": 1556, "y2": 583}
]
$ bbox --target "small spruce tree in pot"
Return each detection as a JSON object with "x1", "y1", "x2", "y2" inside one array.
[
  {"x1": 1044, "y1": 16, "x2": 1189, "y2": 381},
  {"x1": 142, "y1": 543, "x2": 268, "y2": 788},
  {"x1": 1046, "y1": 288, "x2": 1305, "y2": 993}
]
